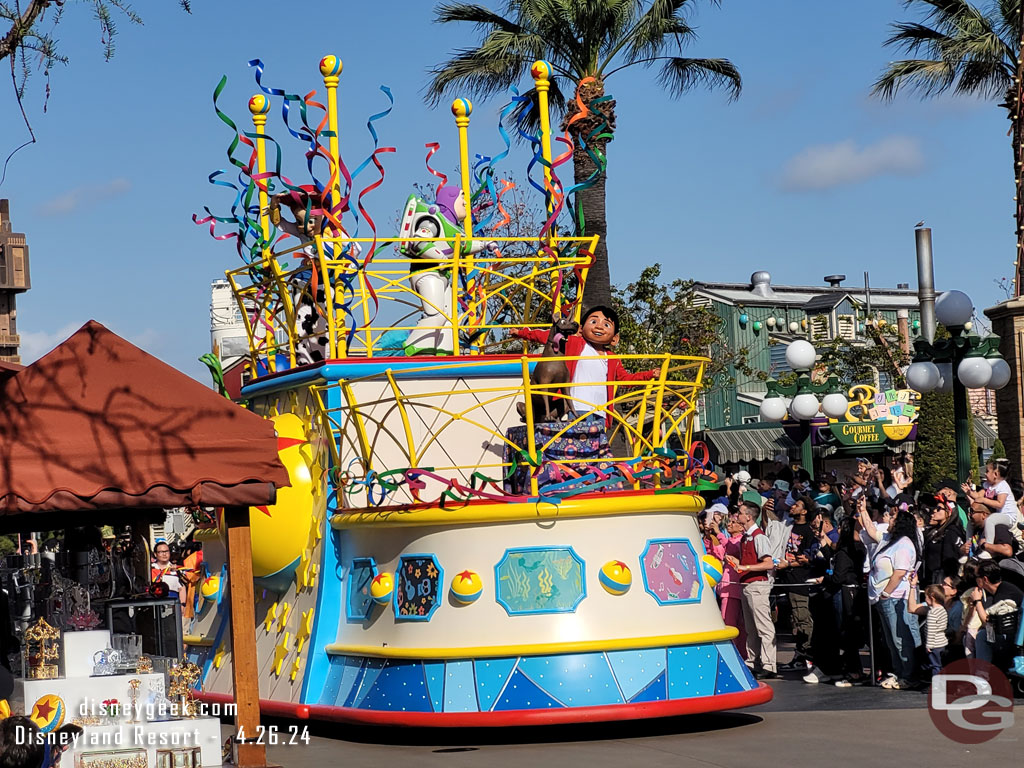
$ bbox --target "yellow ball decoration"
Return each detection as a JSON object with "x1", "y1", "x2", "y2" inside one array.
[
  {"x1": 702, "y1": 555, "x2": 724, "y2": 588},
  {"x1": 247, "y1": 413, "x2": 317, "y2": 580},
  {"x1": 248, "y1": 94, "x2": 271, "y2": 116},
  {"x1": 0, "y1": 700, "x2": 10, "y2": 720},
  {"x1": 319, "y1": 55, "x2": 343, "y2": 77},
  {"x1": 451, "y1": 98, "x2": 473, "y2": 119},
  {"x1": 530, "y1": 60, "x2": 552, "y2": 81},
  {"x1": 599, "y1": 560, "x2": 632, "y2": 595},
  {"x1": 29, "y1": 695, "x2": 65, "y2": 733},
  {"x1": 449, "y1": 570, "x2": 483, "y2": 604},
  {"x1": 370, "y1": 572, "x2": 394, "y2": 605},
  {"x1": 200, "y1": 575, "x2": 221, "y2": 601}
]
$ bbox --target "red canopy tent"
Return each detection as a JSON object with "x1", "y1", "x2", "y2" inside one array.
[{"x1": 0, "y1": 321, "x2": 285, "y2": 767}]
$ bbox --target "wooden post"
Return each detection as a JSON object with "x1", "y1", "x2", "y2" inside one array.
[{"x1": 224, "y1": 505, "x2": 273, "y2": 768}]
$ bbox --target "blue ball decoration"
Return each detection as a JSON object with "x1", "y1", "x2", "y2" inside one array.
[{"x1": 739, "y1": 313, "x2": 749, "y2": 325}]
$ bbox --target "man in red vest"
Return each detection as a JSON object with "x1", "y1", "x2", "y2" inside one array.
[{"x1": 727, "y1": 500, "x2": 778, "y2": 679}]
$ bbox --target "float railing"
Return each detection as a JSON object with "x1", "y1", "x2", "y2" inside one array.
[
  {"x1": 312, "y1": 353, "x2": 707, "y2": 509},
  {"x1": 225, "y1": 233, "x2": 596, "y2": 372}
]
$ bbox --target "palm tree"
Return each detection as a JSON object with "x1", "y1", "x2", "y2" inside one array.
[
  {"x1": 873, "y1": 0, "x2": 1024, "y2": 293},
  {"x1": 425, "y1": 0, "x2": 740, "y2": 308}
]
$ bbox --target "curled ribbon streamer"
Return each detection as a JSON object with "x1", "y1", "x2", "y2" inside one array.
[
  {"x1": 347, "y1": 85, "x2": 396, "y2": 344},
  {"x1": 423, "y1": 143, "x2": 448, "y2": 191}
]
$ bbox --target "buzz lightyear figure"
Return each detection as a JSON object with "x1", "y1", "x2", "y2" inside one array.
[{"x1": 399, "y1": 186, "x2": 495, "y2": 355}]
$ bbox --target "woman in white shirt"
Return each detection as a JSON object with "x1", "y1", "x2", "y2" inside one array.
[
  {"x1": 962, "y1": 459, "x2": 1021, "y2": 544},
  {"x1": 868, "y1": 510, "x2": 921, "y2": 688}
]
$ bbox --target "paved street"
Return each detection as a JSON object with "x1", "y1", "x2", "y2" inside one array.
[{"x1": 252, "y1": 674, "x2": 1022, "y2": 768}]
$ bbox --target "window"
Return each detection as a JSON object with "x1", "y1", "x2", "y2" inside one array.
[{"x1": 742, "y1": 415, "x2": 760, "y2": 424}]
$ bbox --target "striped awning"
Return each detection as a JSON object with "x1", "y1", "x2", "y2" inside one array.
[
  {"x1": 973, "y1": 418, "x2": 998, "y2": 451},
  {"x1": 703, "y1": 424, "x2": 833, "y2": 464}
]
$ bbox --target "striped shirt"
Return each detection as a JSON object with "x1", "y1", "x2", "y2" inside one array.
[{"x1": 926, "y1": 604, "x2": 949, "y2": 650}]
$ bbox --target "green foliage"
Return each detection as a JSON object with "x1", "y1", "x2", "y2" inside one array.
[
  {"x1": 991, "y1": 438, "x2": 1007, "y2": 460},
  {"x1": 0, "y1": 535, "x2": 16, "y2": 556},
  {"x1": 815, "y1": 326, "x2": 911, "y2": 392},
  {"x1": 611, "y1": 263, "x2": 755, "y2": 389},
  {"x1": 914, "y1": 391, "x2": 957, "y2": 492}
]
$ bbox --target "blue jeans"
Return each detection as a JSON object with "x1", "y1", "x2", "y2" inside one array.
[{"x1": 876, "y1": 598, "x2": 916, "y2": 680}]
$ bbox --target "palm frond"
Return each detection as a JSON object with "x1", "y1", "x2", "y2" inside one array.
[
  {"x1": 425, "y1": 44, "x2": 529, "y2": 107},
  {"x1": 506, "y1": 79, "x2": 569, "y2": 134},
  {"x1": 436, "y1": 2, "x2": 525, "y2": 33},
  {"x1": 620, "y1": 0, "x2": 698, "y2": 63},
  {"x1": 657, "y1": 56, "x2": 741, "y2": 101},
  {"x1": 872, "y1": 58, "x2": 957, "y2": 100}
]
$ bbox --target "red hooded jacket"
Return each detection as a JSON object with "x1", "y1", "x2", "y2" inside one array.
[{"x1": 514, "y1": 329, "x2": 657, "y2": 424}]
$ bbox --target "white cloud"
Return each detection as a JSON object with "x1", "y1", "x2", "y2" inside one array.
[
  {"x1": 36, "y1": 177, "x2": 132, "y2": 216},
  {"x1": 18, "y1": 322, "x2": 83, "y2": 364},
  {"x1": 779, "y1": 136, "x2": 925, "y2": 192},
  {"x1": 18, "y1": 322, "x2": 162, "y2": 365}
]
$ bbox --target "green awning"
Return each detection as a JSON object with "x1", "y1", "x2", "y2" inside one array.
[
  {"x1": 973, "y1": 418, "x2": 998, "y2": 451},
  {"x1": 703, "y1": 423, "x2": 833, "y2": 464}
]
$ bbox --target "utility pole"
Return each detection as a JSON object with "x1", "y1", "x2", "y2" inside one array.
[{"x1": 1015, "y1": 3, "x2": 1024, "y2": 295}]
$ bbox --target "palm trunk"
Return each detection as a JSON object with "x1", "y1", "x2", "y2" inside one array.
[
  {"x1": 573, "y1": 141, "x2": 611, "y2": 308},
  {"x1": 565, "y1": 78, "x2": 616, "y2": 310}
]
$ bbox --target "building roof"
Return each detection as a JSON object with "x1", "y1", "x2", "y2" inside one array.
[
  {"x1": 803, "y1": 293, "x2": 852, "y2": 312},
  {"x1": 0, "y1": 321, "x2": 288, "y2": 519},
  {"x1": 694, "y1": 279, "x2": 919, "y2": 310}
]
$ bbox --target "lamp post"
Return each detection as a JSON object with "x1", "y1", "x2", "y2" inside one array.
[
  {"x1": 758, "y1": 340, "x2": 849, "y2": 476},
  {"x1": 904, "y1": 290, "x2": 1011, "y2": 483}
]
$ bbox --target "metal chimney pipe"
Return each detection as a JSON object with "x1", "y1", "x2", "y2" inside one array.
[{"x1": 915, "y1": 227, "x2": 936, "y2": 343}]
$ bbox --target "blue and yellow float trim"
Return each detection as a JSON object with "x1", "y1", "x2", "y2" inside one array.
[{"x1": 315, "y1": 632, "x2": 770, "y2": 725}]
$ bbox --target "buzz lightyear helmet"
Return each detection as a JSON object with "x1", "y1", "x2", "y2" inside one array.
[{"x1": 399, "y1": 194, "x2": 446, "y2": 258}]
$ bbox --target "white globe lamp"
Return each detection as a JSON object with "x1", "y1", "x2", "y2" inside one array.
[
  {"x1": 988, "y1": 357, "x2": 1012, "y2": 390},
  {"x1": 759, "y1": 396, "x2": 788, "y2": 422},
  {"x1": 935, "y1": 290, "x2": 974, "y2": 328},
  {"x1": 905, "y1": 361, "x2": 940, "y2": 393},
  {"x1": 790, "y1": 393, "x2": 821, "y2": 420},
  {"x1": 957, "y1": 356, "x2": 992, "y2": 389},
  {"x1": 785, "y1": 340, "x2": 817, "y2": 372},
  {"x1": 821, "y1": 393, "x2": 849, "y2": 419}
]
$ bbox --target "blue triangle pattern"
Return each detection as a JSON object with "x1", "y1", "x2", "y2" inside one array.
[
  {"x1": 667, "y1": 645, "x2": 717, "y2": 698},
  {"x1": 607, "y1": 648, "x2": 667, "y2": 701},
  {"x1": 715, "y1": 642, "x2": 754, "y2": 691},
  {"x1": 518, "y1": 653, "x2": 623, "y2": 707},
  {"x1": 350, "y1": 657, "x2": 386, "y2": 707},
  {"x1": 628, "y1": 670, "x2": 667, "y2": 703},
  {"x1": 322, "y1": 655, "x2": 364, "y2": 706},
  {"x1": 474, "y1": 658, "x2": 518, "y2": 712},
  {"x1": 424, "y1": 661, "x2": 445, "y2": 712},
  {"x1": 443, "y1": 660, "x2": 479, "y2": 712},
  {"x1": 358, "y1": 660, "x2": 433, "y2": 712},
  {"x1": 714, "y1": 653, "x2": 744, "y2": 695},
  {"x1": 491, "y1": 668, "x2": 565, "y2": 711}
]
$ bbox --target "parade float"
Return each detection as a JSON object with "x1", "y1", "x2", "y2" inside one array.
[{"x1": 187, "y1": 55, "x2": 772, "y2": 726}]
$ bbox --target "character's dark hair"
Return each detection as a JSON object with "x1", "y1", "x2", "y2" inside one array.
[{"x1": 581, "y1": 305, "x2": 620, "y2": 333}]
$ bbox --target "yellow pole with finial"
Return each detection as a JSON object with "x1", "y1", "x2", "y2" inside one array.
[
  {"x1": 319, "y1": 55, "x2": 343, "y2": 209},
  {"x1": 452, "y1": 98, "x2": 474, "y2": 357},
  {"x1": 531, "y1": 60, "x2": 557, "y2": 245},
  {"x1": 249, "y1": 94, "x2": 283, "y2": 372}
]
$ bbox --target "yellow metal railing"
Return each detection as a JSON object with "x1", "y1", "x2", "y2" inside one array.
[
  {"x1": 225, "y1": 234, "x2": 596, "y2": 369},
  {"x1": 314, "y1": 354, "x2": 707, "y2": 507}
]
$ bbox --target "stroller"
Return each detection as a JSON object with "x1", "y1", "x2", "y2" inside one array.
[{"x1": 1000, "y1": 559, "x2": 1024, "y2": 695}]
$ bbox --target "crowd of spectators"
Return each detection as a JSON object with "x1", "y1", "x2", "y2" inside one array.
[{"x1": 701, "y1": 453, "x2": 1024, "y2": 689}]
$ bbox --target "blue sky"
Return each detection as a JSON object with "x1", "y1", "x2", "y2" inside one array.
[{"x1": 0, "y1": 0, "x2": 1014, "y2": 381}]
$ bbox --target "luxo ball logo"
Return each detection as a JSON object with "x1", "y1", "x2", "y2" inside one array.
[{"x1": 928, "y1": 659, "x2": 1015, "y2": 744}]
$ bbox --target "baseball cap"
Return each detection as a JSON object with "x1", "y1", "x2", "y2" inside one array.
[
  {"x1": 772, "y1": 453, "x2": 789, "y2": 464},
  {"x1": 773, "y1": 479, "x2": 790, "y2": 492},
  {"x1": 936, "y1": 478, "x2": 959, "y2": 493},
  {"x1": 707, "y1": 502, "x2": 729, "y2": 518},
  {"x1": 742, "y1": 490, "x2": 766, "y2": 508},
  {"x1": 735, "y1": 470, "x2": 751, "y2": 484}
]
